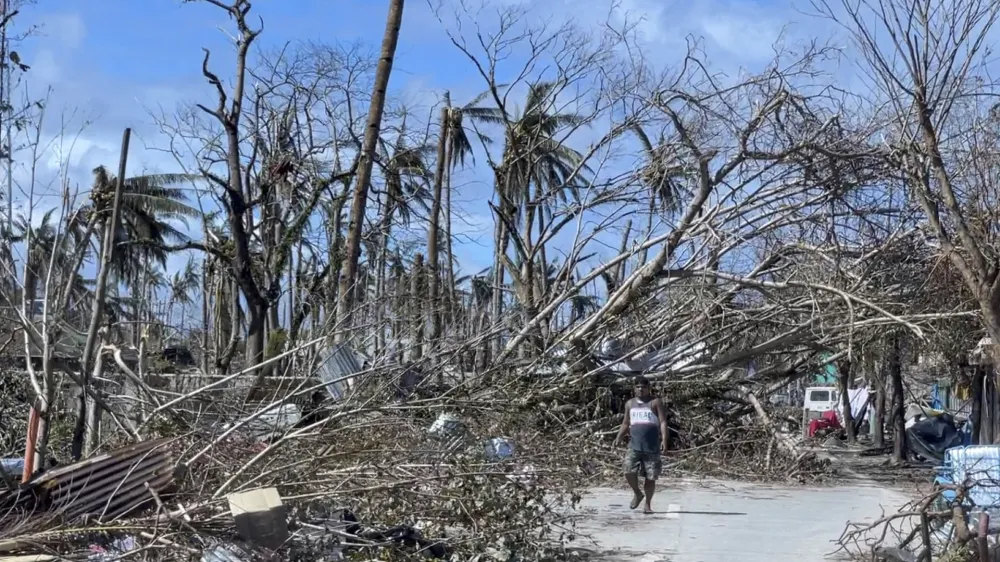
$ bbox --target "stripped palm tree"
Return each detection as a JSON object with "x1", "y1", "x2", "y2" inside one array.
[
  {"x1": 568, "y1": 293, "x2": 600, "y2": 326},
  {"x1": 377, "y1": 130, "x2": 433, "y2": 229},
  {"x1": 631, "y1": 125, "x2": 690, "y2": 213}
]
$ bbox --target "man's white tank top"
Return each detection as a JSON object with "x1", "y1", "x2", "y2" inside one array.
[{"x1": 629, "y1": 399, "x2": 661, "y2": 453}]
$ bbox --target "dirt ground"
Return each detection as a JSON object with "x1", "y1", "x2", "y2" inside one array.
[
  {"x1": 809, "y1": 438, "x2": 937, "y2": 494},
  {"x1": 572, "y1": 438, "x2": 937, "y2": 561},
  {"x1": 570, "y1": 477, "x2": 912, "y2": 561}
]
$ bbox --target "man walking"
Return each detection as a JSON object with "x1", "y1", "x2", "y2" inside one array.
[{"x1": 613, "y1": 376, "x2": 669, "y2": 514}]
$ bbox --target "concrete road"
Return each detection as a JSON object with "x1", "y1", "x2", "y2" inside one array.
[{"x1": 567, "y1": 479, "x2": 910, "y2": 562}]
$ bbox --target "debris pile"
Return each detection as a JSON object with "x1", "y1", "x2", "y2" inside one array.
[
  {"x1": 0, "y1": 356, "x2": 606, "y2": 561},
  {"x1": 511, "y1": 362, "x2": 835, "y2": 484},
  {"x1": 0, "y1": 333, "x2": 861, "y2": 561}
]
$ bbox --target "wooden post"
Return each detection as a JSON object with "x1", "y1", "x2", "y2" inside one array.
[
  {"x1": 977, "y1": 511, "x2": 989, "y2": 562},
  {"x1": 21, "y1": 405, "x2": 38, "y2": 483},
  {"x1": 971, "y1": 366, "x2": 984, "y2": 445},
  {"x1": 71, "y1": 128, "x2": 131, "y2": 460},
  {"x1": 919, "y1": 511, "x2": 931, "y2": 561},
  {"x1": 890, "y1": 338, "x2": 907, "y2": 463}
]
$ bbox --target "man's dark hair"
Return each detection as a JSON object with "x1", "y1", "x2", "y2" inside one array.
[{"x1": 634, "y1": 376, "x2": 650, "y2": 387}]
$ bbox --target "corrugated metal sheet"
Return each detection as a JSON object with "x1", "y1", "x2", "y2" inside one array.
[
  {"x1": 316, "y1": 344, "x2": 363, "y2": 401},
  {"x1": 0, "y1": 438, "x2": 176, "y2": 527}
]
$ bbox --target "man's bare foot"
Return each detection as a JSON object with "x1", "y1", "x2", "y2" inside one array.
[
  {"x1": 643, "y1": 503, "x2": 654, "y2": 514},
  {"x1": 629, "y1": 492, "x2": 644, "y2": 510}
]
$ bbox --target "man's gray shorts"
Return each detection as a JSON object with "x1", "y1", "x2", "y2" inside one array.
[{"x1": 623, "y1": 449, "x2": 661, "y2": 480}]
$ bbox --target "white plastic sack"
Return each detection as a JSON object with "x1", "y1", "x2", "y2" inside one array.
[
  {"x1": 485, "y1": 437, "x2": 515, "y2": 461},
  {"x1": 429, "y1": 412, "x2": 465, "y2": 439}
]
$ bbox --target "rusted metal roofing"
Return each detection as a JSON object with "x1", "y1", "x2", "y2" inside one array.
[{"x1": 0, "y1": 438, "x2": 176, "y2": 530}]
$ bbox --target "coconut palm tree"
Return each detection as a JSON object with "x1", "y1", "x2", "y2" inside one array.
[
  {"x1": 9, "y1": 209, "x2": 96, "y2": 322},
  {"x1": 476, "y1": 82, "x2": 590, "y2": 214},
  {"x1": 13, "y1": 210, "x2": 59, "y2": 320},
  {"x1": 441, "y1": 89, "x2": 501, "y2": 293},
  {"x1": 167, "y1": 257, "x2": 200, "y2": 335},
  {"x1": 463, "y1": 81, "x2": 591, "y2": 356},
  {"x1": 630, "y1": 124, "x2": 693, "y2": 264},
  {"x1": 337, "y1": 0, "x2": 405, "y2": 337},
  {"x1": 86, "y1": 166, "x2": 200, "y2": 344},
  {"x1": 427, "y1": 89, "x2": 498, "y2": 352},
  {"x1": 87, "y1": 166, "x2": 200, "y2": 283},
  {"x1": 372, "y1": 123, "x2": 433, "y2": 353}
]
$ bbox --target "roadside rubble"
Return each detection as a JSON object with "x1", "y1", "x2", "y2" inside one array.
[
  {"x1": 0, "y1": 334, "x2": 887, "y2": 560},
  {"x1": 0, "y1": 343, "x2": 604, "y2": 561}
]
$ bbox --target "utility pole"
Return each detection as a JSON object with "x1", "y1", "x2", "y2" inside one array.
[{"x1": 0, "y1": 0, "x2": 11, "y2": 294}]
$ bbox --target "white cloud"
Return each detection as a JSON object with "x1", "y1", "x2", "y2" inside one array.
[
  {"x1": 29, "y1": 49, "x2": 60, "y2": 83},
  {"x1": 43, "y1": 12, "x2": 86, "y2": 50},
  {"x1": 43, "y1": 135, "x2": 116, "y2": 175},
  {"x1": 700, "y1": 13, "x2": 785, "y2": 61}
]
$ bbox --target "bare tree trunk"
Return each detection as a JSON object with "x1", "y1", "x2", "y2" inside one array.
[
  {"x1": 217, "y1": 278, "x2": 241, "y2": 375},
  {"x1": 336, "y1": 0, "x2": 405, "y2": 340},
  {"x1": 327, "y1": 193, "x2": 348, "y2": 326},
  {"x1": 392, "y1": 266, "x2": 405, "y2": 364},
  {"x1": 890, "y1": 339, "x2": 906, "y2": 464},
  {"x1": 839, "y1": 359, "x2": 856, "y2": 444},
  {"x1": 84, "y1": 342, "x2": 106, "y2": 454},
  {"x1": 373, "y1": 195, "x2": 393, "y2": 355},
  {"x1": 639, "y1": 192, "x2": 656, "y2": 265},
  {"x1": 72, "y1": 128, "x2": 130, "y2": 461},
  {"x1": 410, "y1": 253, "x2": 424, "y2": 363},
  {"x1": 475, "y1": 309, "x2": 489, "y2": 372},
  {"x1": 289, "y1": 244, "x2": 297, "y2": 331},
  {"x1": 444, "y1": 134, "x2": 457, "y2": 327},
  {"x1": 267, "y1": 295, "x2": 280, "y2": 336},
  {"x1": 191, "y1": 0, "x2": 267, "y2": 371},
  {"x1": 427, "y1": 105, "x2": 448, "y2": 366},
  {"x1": 31, "y1": 343, "x2": 56, "y2": 475},
  {"x1": 873, "y1": 373, "x2": 886, "y2": 448},
  {"x1": 491, "y1": 215, "x2": 508, "y2": 360},
  {"x1": 374, "y1": 249, "x2": 386, "y2": 355},
  {"x1": 534, "y1": 184, "x2": 550, "y2": 345},
  {"x1": 201, "y1": 260, "x2": 210, "y2": 374},
  {"x1": 971, "y1": 366, "x2": 985, "y2": 445}
]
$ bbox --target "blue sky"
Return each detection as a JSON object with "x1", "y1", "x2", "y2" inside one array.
[{"x1": 8, "y1": 0, "x2": 834, "y2": 288}]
